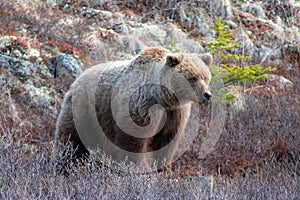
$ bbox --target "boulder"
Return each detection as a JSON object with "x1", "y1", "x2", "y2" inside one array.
[
  {"x1": 0, "y1": 54, "x2": 49, "y2": 82},
  {"x1": 206, "y1": 0, "x2": 233, "y2": 19},
  {"x1": 241, "y1": 2, "x2": 266, "y2": 18},
  {"x1": 268, "y1": 75, "x2": 293, "y2": 90},
  {"x1": 49, "y1": 54, "x2": 83, "y2": 92},
  {"x1": 0, "y1": 54, "x2": 59, "y2": 115}
]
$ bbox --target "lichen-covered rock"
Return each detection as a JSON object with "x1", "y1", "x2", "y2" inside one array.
[
  {"x1": 0, "y1": 54, "x2": 49, "y2": 82},
  {"x1": 241, "y1": 2, "x2": 266, "y2": 18},
  {"x1": 259, "y1": 45, "x2": 282, "y2": 63},
  {"x1": 227, "y1": 86, "x2": 246, "y2": 112},
  {"x1": 0, "y1": 59, "x2": 59, "y2": 118},
  {"x1": 233, "y1": 27, "x2": 256, "y2": 57},
  {"x1": 206, "y1": 0, "x2": 233, "y2": 19},
  {"x1": 268, "y1": 75, "x2": 293, "y2": 90},
  {"x1": 0, "y1": 36, "x2": 42, "y2": 63},
  {"x1": 117, "y1": 25, "x2": 205, "y2": 56},
  {"x1": 165, "y1": 28, "x2": 205, "y2": 53},
  {"x1": 24, "y1": 84, "x2": 57, "y2": 115},
  {"x1": 49, "y1": 54, "x2": 83, "y2": 92},
  {"x1": 129, "y1": 25, "x2": 167, "y2": 47},
  {"x1": 80, "y1": 8, "x2": 113, "y2": 20}
]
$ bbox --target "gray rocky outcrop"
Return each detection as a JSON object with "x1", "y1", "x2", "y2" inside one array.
[
  {"x1": 0, "y1": 54, "x2": 49, "y2": 82},
  {"x1": 49, "y1": 54, "x2": 84, "y2": 92},
  {"x1": 206, "y1": 0, "x2": 233, "y2": 19}
]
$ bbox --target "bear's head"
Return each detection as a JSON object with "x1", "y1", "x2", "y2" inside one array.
[
  {"x1": 128, "y1": 47, "x2": 213, "y2": 108},
  {"x1": 165, "y1": 52, "x2": 213, "y2": 104}
]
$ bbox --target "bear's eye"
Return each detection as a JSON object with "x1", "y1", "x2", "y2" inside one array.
[{"x1": 188, "y1": 77, "x2": 198, "y2": 83}]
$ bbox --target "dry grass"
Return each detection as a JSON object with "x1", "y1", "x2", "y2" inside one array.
[{"x1": 0, "y1": 133, "x2": 299, "y2": 199}]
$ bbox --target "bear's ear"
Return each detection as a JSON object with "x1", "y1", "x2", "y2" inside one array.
[
  {"x1": 166, "y1": 54, "x2": 183, "y2": 67},
  {"x1": 199, "y1": 53, "x2": 213, "y2": 66}
]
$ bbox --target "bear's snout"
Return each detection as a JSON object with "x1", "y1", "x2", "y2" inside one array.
[{"x1": 203, "y1": 92, "x2": 212, "y2": 101}]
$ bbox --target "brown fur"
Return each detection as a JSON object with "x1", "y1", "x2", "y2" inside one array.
[
  {"x1": 138, "y1": 47, "x2": 167, "y2": 62},
  {"x1": 54, "y1": 47, "x2": 212, "y2": 170}
]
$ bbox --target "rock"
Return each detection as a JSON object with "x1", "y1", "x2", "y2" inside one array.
[
  {"x1": 268, "y1": 59, "x2": 283, "y2": 67},
  {"x1": 227, "y1": 86, "x2": 246, "y2": 112},
  {"x1": 260, "y1": 45, "x2": 282, "y2": 63},
  {"x1": 46, "y1": 0, "x2": 59, "y2": 6},
  {"x1": 233, "y1": 27, "x2": 256, "y2": 57},
  {"x1": 276, "y1": 16, "x2": 284, "y2": 27},
  {"x1": 241, "y1": 3, "x2": 266, "y2": 18},
  {"x1": 51, "y1": 54, "x2": 83, "y2": 77},
  {"x1": 80, "y1": 8, "x2": 112, "y2": 20},
  {"x1": 287, "y1": 26, "x2": 300, "y2": 42},
  {"x1": 112, "y1": 23, "x2": 128, "y2": 33},
  {"x1": 0, "y1": 36, "x2": 16, "y2": 50},
  {"x1": 117, "y1": 25, "x2": 167, "y2": 55},
  {"x1": 24, "y1": 84, "x2": 57, "y2": 115},
  {"x1": 112, "y1": 12, "x2": 126, "y2": 24},
  {"x1": 256, "y1": 18, "x2": 284, "y2": 31},
  {"x1": 269, "y1": 26, "x2": 300, "y2": 46},
  {"x1": 198, "y1": 23, "x2": 211, "y2": 36},
  {"x1": 206, "y1": 0, "x2": 233, "y2": 19},
  {"x1": 268, "y1": 75, "x2": 293, "y2": 90},
  {"x1": 225, "y1": 20, "x2": 238, "y2": 29},
  {"x1": 117, "y1": 24, "x2": 205, "y2": 55},
  {"x1": 0, "y1": 56, "x2": 59, "y2": 117},
  {"x1": 192, "y1": 15, "x2": 214, "y2": 36},
  {"x1": 264, "y1": 0, "x2": 300, "y2": 27},
  {"x1": 50, "y1": 54, "x2": 83, "y2": 91},
  {"x1": 58, "y1": 18, "x2": 73, "y2": 26},
  {"x1": 23, "y1": 49, "x2": 40, "y2": 60},
  {"x1": 191, "y1": 15, "x2": 215, "y2": 36},
  {"x1": 0, "y1": 36, "x2": 41, "y2": 62},
  {"x1": 130, "y1": 24, "x2": 167, "y2": 46},
  {"x1": 165, "y1": 28, "x2": 205, "y2": 53},
  {"x1": 176, "y1": 7, "x2": 191, "y2": 27},
  {"x1": 0, "y1": 54, "x2": 48, "y2": 82},
  {"x1": 99, "y1": 10, "x2": 113, "y2": 20},
  {"x1": 127, "y1": 36, "x2": 148, "y2": 55}
]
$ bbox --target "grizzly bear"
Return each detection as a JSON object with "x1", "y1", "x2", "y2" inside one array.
[{"x1": 54, "y1": 47, "x2": 212, "y2": 172}]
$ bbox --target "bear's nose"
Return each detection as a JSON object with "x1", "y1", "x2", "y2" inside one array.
[{"x1": 203, "y1": 92, "x2": 212, "y2": 101}]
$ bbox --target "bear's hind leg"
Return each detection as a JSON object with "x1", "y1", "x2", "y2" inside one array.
[{"x1": 54, "y1": 91, "x2": 89, "y2": 163}]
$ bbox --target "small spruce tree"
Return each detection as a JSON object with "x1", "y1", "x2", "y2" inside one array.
[{"x1": 207, "y1": 17, "x2": 276, "y2": 100}]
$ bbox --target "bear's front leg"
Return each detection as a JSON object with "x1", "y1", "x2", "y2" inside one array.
[{"x1": 152, "y1": 104, "x2": 191, "y2": 169}]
